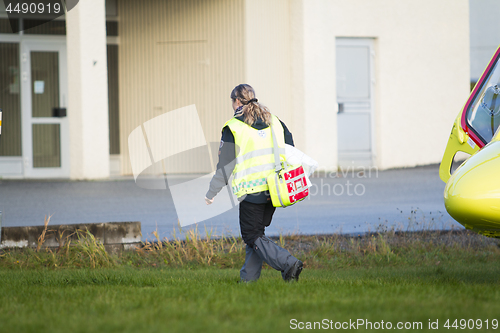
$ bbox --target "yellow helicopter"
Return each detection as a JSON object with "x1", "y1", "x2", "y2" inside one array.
[{"x1": 440, "y1": 46, "x2": 500, "y2": 238}]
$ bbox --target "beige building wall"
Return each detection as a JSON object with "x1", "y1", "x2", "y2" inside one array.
[
  {"x1": 244, "y1": 0, "x2": 294, "y2": 133},
  {"x1": 118, "y1": 0, "x2": 470, "y2": 175},
  {"x1": 118, "y1": 0, "x2": 245, "y2": 175},
  {"x1": 242, "y1": 0, "x2": 334, "y2": 167},
  {"x1": 294, "y1": 0, "x2": 470, "y2": 170},
  {"x1": 291, "y1": 0, "x2": 338, "y2": 171}
]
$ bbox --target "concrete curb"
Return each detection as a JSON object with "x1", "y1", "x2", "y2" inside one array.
[{"x1": 0, "y1": 221, "x2": 142, "y2": 254}]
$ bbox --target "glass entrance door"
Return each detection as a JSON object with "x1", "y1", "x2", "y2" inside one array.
[{"x1": 21, "y1": 41, "x2": 69, "y2": 178}]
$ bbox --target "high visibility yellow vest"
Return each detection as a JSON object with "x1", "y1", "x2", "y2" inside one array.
[{"x1": 225, "y1": 115, "x2": 287, "y2": 198}]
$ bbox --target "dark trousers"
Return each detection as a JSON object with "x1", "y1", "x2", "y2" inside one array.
[
  {"x1": 239, "y1": 200, "x2": 276, "y2": 247},
  {"x1": 239, "y1": 200, "x2": 297, "y2": 282}
]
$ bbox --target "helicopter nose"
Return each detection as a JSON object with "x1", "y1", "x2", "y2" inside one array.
[{"x1": 444, "y1": 140, "x2": 500, "y2": 233}]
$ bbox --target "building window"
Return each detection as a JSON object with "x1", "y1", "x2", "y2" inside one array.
[
  {"x1": 107, "y1": 44, "x2": 120, "y2": 154},
  {"x1": 22, "y1": 19, "x2": 117, "y2": 36},
  {"x1": 106, "y1": 0, "x2": 118, "y2": 17},
  {"x1": 0, "y1": 43, "x2": 22, "y2": 156},
  {"x1": 0, "y1": 18, "x2": 18, "y2": 33},
  {"x1": 106, "y1": 21, "x2": 118, "y2": 37},
  {"x1": 24, "y1": 19, "x2": 66, "y2": 35}
]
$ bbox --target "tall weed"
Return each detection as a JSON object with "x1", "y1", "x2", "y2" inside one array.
[{"x1": 2, "y1": 216, "x2": 500, "y2": 270}]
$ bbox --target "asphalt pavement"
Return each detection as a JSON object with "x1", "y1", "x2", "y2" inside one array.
[{"x1": 0, "y1": 164, "x2": 462, "y2": 241}]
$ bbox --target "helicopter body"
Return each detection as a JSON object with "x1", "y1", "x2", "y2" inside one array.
[{"x1": 440, "y1": 46, "x2": 500, "y2": 238}]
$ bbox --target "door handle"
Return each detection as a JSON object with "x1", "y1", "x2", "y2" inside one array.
[
  {"x1": 338, "y1": 103, "x2": 344, "y2": 114},
  {"x1": 52, "y1": 107, "x2": 67, "y2": 117}
]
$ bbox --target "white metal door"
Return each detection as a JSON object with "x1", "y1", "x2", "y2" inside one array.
[
  {"x1": 336, "y1": 38, "x2": 375, "y2": 168},
  {"x1": 21, "y1": 41, "x2": 69, "y2": 178}
]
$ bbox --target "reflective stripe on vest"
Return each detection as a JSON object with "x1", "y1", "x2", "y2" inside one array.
[
  {"x1": 235, "y1": 147, "x2": 286, "y2": 165},
  {"x1": 225, "y1": 115, "x2": 287, "y2": 198}
]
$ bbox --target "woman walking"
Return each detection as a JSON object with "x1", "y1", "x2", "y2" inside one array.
[{"x1": 205, "y1": 84, "x2": 303, "y2": 282}]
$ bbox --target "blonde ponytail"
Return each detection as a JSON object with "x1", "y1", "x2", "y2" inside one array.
[{"x1": 230, "y1": 84, "x2": 272, "y2": 126}]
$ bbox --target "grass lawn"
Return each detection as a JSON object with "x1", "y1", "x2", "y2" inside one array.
[
  {"x1": 2, "y1": 228, "x2": 500, "y2": 332},
  {"x1": 1, "y1": 263, "x2": 500, "y2": 333}
]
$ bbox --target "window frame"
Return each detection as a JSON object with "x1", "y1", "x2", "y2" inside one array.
[{"x1": 463, "y1": 47, "x2": 500, "y2": 148}]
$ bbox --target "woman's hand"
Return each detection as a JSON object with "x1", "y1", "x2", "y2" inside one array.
[{"x1": 205, "y1": 196, "x2": 214, "y2": 205}]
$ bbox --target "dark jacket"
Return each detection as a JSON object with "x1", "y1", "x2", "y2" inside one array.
[{"x1": 206, "y1": 110, "x2": 294, "y2": 203}]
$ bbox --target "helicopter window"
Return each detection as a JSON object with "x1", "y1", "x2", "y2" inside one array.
[
  {"x1": 466, "y1": 59, "x2": 500, "y2": 145},
  {"x1": 450, "y1": 151, "x2": 471, "y2": 175}
]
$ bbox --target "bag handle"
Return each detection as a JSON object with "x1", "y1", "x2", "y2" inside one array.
[{"x1": 269, "y1": 119, "x2": 282, "y2": 173}]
